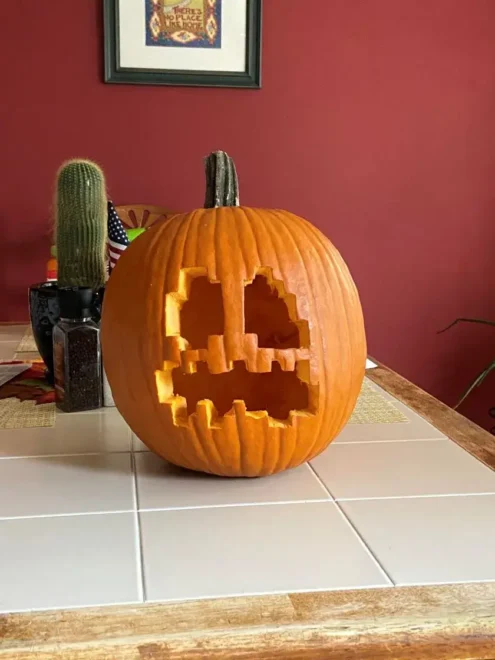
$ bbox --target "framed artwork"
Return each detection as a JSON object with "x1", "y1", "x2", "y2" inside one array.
[{"x1": 104, "y1": 0, "x2": 262, "y2": 88}]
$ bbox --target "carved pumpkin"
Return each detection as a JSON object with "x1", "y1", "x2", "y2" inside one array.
[{"x1": 101, "y1": 152, "x2": 366, "y2": 477}]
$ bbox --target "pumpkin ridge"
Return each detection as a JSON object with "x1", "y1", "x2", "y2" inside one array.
[
  {"x1": 239, "y1": 209, "x2": 271, "y2": 471},
  {"x1": 144, "y1": 220, "x2": 182, "y2": 464},
  {"x1": 283, "y1": 211, "x2": 365, "y2": 460},
  {"x1": 231, "y1": 214, "x2": 249, "y2": 474},
  {"x1": 233, "y1": 401, "x2": 248, "y2": 476},
  {"x1": 190, "y1": 403, "x2": 222, "y2": 474},
  {"x1": 257, "y1": 211, "x2": 302, "y2": 472},
  {"x1": 293, "y1": 211, "x2": 355, "y2": 461},
  {"x1": 183, "y1": 208, "x2": 203, "y2": 268},
  {"x1": 131, "y1": 220, "x2": 168, "y2": 449},
  {"x1": 304, "y1": 220, "x2": 348, "y2": 460},
  {"x1": 280, "y1": 209, "x2": 353, "y2": 463},
  {"x1": 268, "y1": 212, "x2": 312, "y2": 472},
  {"x1": 185, "y1": 213, "x2": 232, "y2": 473},
  {"x1": 275, "y1": 210, "x2": 336, "y2": 463},
  {"x1": 243, "y1": 207, "x2": 282, "y2": 472},
  {"x1": 242, "y1": 208, "x2": 262, "y2": 281},
  {"x1": 216, "y1": 208, "x2": 242, "y2": 472},
  {"x1": 194, "y1": 208, "x2": 205, "y2": 268},
  {"x1": 263, "y1": 211, "x2": 310, "y2": 472},
  {"x1": 103, "y1": 221, "x2": 159, "y2": 457},
  {"x1": 194, "y1": 208, "x2": 218, "y2": 282},
  {"x1": 160, "y1": 214, "x2": 205, "y2": 469},
  {"x1": 322, "y1": 228, "x2": 364, "y2": 437},
  {"x1": 295, "y1": 212, "x2": 365, "y2": 442},
  {"x1": 213, "y1": 207, "x2": 221, "y2": 285},
  {"x1": 243, "y1": 211, "x2": 271, "y2": 473},
  {"x1": 243, "y1": 207, "x2": 286, "y2": 472},
  {"x1": 227, "y1": 208, "x2": 248, "y2": 474},
  {"x1": 233, "y1": 206, "x2": 255, "y2": 282},
  {"x1": 266, "y1": 210, "x2": 320, "y2": 470}
]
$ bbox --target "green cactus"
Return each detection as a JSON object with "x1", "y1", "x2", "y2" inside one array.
[{"x1": 55, "y1": 159, "x2": 107, "y2": 288}]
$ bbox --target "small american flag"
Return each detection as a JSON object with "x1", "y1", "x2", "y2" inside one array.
[{"x1": 107, "y1": 201, "x2": 130, "y2": 272}]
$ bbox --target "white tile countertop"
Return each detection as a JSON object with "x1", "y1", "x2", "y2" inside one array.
[{"x1": 1, "y1": 328, "x2": 495, "y2": 618}]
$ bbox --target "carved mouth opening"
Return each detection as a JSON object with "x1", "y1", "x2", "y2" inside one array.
[
  {"x1": 158, "y1": 267, "x2": 315, "y2": 423},
  {"x1": 172, "y1": 360, "x2": 309, "y2": 420}
]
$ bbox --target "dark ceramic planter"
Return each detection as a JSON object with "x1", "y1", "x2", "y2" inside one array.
[{"x1": 29, "y1": 282, "x2": 104, "y2": 383}]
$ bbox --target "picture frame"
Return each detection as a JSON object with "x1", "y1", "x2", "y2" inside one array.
[{"x1": 104, "y1": 0, "x2": 262, "y2": 89}]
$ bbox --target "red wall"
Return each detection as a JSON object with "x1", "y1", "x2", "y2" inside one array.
[{"x1": 2, "y1": 0, "x2": 495, "y2": 429}]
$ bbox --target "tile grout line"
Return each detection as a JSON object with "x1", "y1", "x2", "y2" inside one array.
[
  {"x1": 0, "y1": 450, "x2": 134, "y2": 460},
  {"x1": 333, "y1": 503, "x2": 395, "y2": 586},
  {"x1": 0, "y1": 439, "x2": 450, "y2": 461},
  {"x1": 336, "y1": 491, "x2": 495, "y2": 502},
  {"x1": 306, "y1": 462, "x2": 395, "y2": 587},
  {"x1": 333, "y1": 437, "x2": 446, "y2": 445},
  {"x1": 0, "y1": 510, "x2": 134, "y2": 521},
  {"x1": 130, "y1": 451, "x2": 147, "y2": 603},
  {"x1": 2, "y1": 491, "x2": 495, "y2": 522},
  {"x1": 0, "y1": 499, "x2": 337, "y2": 522},
  {"x1": 136, "y1": 498, "x2": 333, "y2": 512}
]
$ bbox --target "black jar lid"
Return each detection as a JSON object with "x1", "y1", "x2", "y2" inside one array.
[{"x1": 58, "y1": 287, "x2": 94, "y2": 319}]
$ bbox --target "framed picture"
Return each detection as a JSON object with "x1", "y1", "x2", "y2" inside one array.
[{"x1": 104, "y1": 0, "x2": 262, "y2": 89}]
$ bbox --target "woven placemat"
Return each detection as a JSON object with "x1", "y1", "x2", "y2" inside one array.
[
  {"x1": 14, "y1": 351, "x2": 41, "y2": 361},
  {"x1": 16, "y1": 326, "x2": 38, "y2": 354},
  {"x1": 0, "y1": 361, "x2": 55, "y2": 428},
  {"x1": 0, "y1": 359, "x2": 405, "y2": 428},
  {"x1": 15, "y1": 327, "x2": 40, "y2": 362},
  {"x1": 348, "y1": 378, "x2": 409, "y2": 424},
  {"x1": 0, "y1": 398, "x2": 55, "y2": 428}
]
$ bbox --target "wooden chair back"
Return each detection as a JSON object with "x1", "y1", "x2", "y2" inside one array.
[{"x1": 115, "y1": 205, "x2": 180, "y2": 230}]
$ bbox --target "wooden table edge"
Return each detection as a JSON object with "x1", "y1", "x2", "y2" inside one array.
[
  {"x1": 367, "y1": 361, "x2": 495, "y2": 471},
  {"x1": 2, "y1": 364, "x2": 495, "y2": 659}
]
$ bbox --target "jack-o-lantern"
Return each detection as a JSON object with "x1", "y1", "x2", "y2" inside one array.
[{"x1": 101, "y1": 152, "x2": 366, "y2": 477}]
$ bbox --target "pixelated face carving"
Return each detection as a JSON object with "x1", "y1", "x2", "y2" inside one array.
[{"x1": 155, "y1": 268, "x2": 317, "y2": 426}]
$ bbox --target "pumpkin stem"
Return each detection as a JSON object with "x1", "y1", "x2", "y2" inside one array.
[{"x1": 204, "y1": 151, "x2": 240, "y2": 208}]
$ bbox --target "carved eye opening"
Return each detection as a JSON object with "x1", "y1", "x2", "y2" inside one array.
[{"x1": 179, "y1": 273, "x2": 303, "y2": 350}]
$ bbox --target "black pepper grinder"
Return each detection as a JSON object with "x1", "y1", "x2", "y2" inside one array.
[{"x1": 53, "y1": 287, "x2": 102, "y2": 412}]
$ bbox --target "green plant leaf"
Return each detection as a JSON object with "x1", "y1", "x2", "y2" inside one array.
[
  {"x1": 438, "y1": 318, "x2": 495, "y2": 334},
  {"x1": 456, "y1": 359, "x2": 495, "y2": 409}
]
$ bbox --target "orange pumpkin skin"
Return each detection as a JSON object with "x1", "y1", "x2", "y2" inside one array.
[{"x1": 101, "y1": 206, "x2": 366, "y2": 477}]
